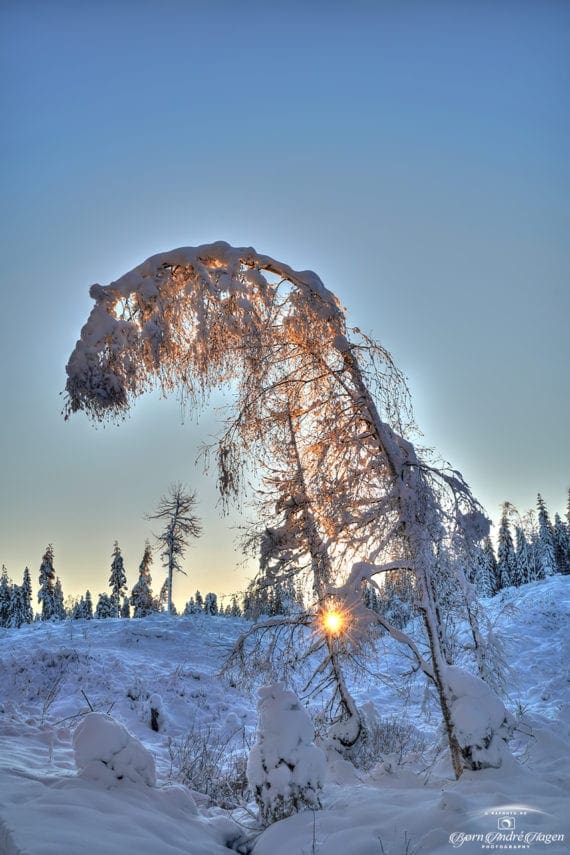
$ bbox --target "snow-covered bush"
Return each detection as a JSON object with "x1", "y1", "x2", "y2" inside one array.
[
  {"x1": 73, "y1": 712, "x2": 156, "y2": 786},
  {"x1": 247, "y1": 683, "x2": 326, "y2": 826},
  {"x1": 444, "y1": 666, "x2": 514, "y2": 770}
]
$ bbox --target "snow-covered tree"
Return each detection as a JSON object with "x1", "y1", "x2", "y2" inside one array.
[
  {"x1": 38, "y1": 545, "x2": 57, "y2": 621},
  {"x1": 84, "y1": 590, "x2": 93, "y2": 619},
  {"x1": 536, "y1": 494, "x2": 556, "y2": 577},
  {"x1": 481, "y1": 536, "x2": 499, "y2": 595},
  {"x1": 130, "y1": 543, "x2": 156, "y2": 618},
  {"x1": 109, "y1": 541, "x2": 127, "y2": 617},
  {"x1": 120, "y1": 596, "x2": 130, "y2": 618},
  {"x1": 496, "y1": 505, "x2": 517, "y2": 590},
  {"x1": 64, "y1": 240, "x2": 509, "y2": 777},
  {"x1": 203, "y1": 592, "x2": 218, "y2": 615},
  {"x1": 8, "y1": 585, "x2": 25, "y2": 628},
  {"x1": 95, "y1": 592, "x2": 114, "y2": 619},
  {"x1": 21, "y1": 567, "x2": 34, "y2": 624},
  {"x1": 53, "y1": 578, "x2": 66, "y2": 621},
  {"x1": 147, "y1": 484, "x2": 202, "y2": 615},
  {"x1": 229, "y1": 595, "x2": 242, "y2": 617},
  {"x1": 183, "y1": 597, "x2": 199, "y2": 615},
  {"x1": 514, "y1": 526, "x2": 531, "y2": 586},
  {"x1": 553, "y1": 513, "x2": 570, "y2": 575},
  {"x1": 0, "y1": 565, "x2": 11, "y2": 627},
  {"x1": 194, "y1": 590, "x2": 204, "y2": 612},
  {"x1": 247, "y1": 683, "x2": 326, "y2": 826}
]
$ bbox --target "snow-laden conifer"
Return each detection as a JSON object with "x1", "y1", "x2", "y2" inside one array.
[
  {"x1": 514, "y1": 526, "x2": 531, "y2": 585},
  {"x1": 21, "y1": 567, "x2": 33, "y2": 624},
  {"x1": 497, "y1": 506, "x2": 517, "y2": 590},
  {"x1": 38, "y1": 545, "x2": 57, "y2": 621},
  {"x1": 95, "y1": 592, "x2": 115, "y2": 619},
  {"x1": 109, "y1": 542, "x2": 127, "y2": 618},
  {"x1": 247, "y1": 683, "x2": 326, "y2": 826},
  {"x1": 204, "y1": 592, "x2": 218, "y2": 615},
  {"x1": 536, "y1": 495, "x2": 556, "y2": 577},
  {"x1": 0, "y1": 565, "x2": 11, "y2": 627},
  {"x1": 553, "y1": 513, "x2": 570, "y2": 575},
  {"x1": 130, "y1": 543, "x2": 156, "y2": 618}
]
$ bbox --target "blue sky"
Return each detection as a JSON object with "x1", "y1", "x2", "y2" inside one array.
[{"x1": 1, "y1": 1, "x2": 569, "y2": 606}]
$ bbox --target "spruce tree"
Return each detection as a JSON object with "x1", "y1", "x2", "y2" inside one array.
[
  {"x1": 514, "y1": 527, "x2": 531, "y2": 585},
  {"x1": 204, "y1": 592, "x2": 218, "y2": 615},
  {"x1": 109, "y1": 541, "x2": 127, "y2": 617},
  {"x1": 553, "y1": 513, "x2": 570, "y2": 575},
  {"x1": 481, "y1": 537, "x2": 499, "y2": 594},
  {"x1": 195, "y1": 590, "x2": 204, "y2": 611},
  {"x1": 84, "y1": 590, "x2": 93, "y2": 619},
  {"x1": 496, "y1": 505, "x2": 518, "y2": 590},
  {"x1": 471, "y1": 543, "x2": 493, "y2": 597},
  {"x1": 53, "y1": 578, "x2": 66, "y2": 621},
  {"x1": 130, "y1": 543, "x2": 156, "y2": 618},
  {"x1": 38, "y1": 545, "x2": 57, "y2": 621},
  {"x1": 22, "y1": 567, "x2": 33, "y2": 624},
  {"x1": 8, "y1": 585, "x2": 25, "y2": 628},
  {"x1": 121, "y1": 596, "x2": 130, "y2": 618},
  {"x1": 95, "y1": 592, "x2": 114, "y2": 618},
  {"x1": 536, "y1": 494, "x2": 556, "y2": 577},
  {"x1": 0, "y1": 565, "x2": 11, "y2": 627}
]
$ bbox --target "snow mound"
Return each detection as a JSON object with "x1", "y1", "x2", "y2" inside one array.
[
  {"x1": 247, "y1": 683, "x2": 326, "y2": 825},
  {"x1": 445, "y1": 665, "x2": 514, "y2": 770},
  {"x1": 73, "y1": 712, "x2": 156, "y2": 786}
]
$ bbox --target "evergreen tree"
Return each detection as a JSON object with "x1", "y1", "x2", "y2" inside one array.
[
  {"x1": 536, "y1": 494, "x2": 556, "y2": 577},
  {"x1": 84, "y1": 589, "x2": 93, "y2": 619},
  {"x1": 38, "y1": 545, "x2": 57, "y2": 621},
  {"x1": 514, "y1": 527, "x2": 531, "y2": 585},
  {"x1": 95, "y1": 592, "x2": 114, "y2": 618},
  {"x1": 482, "y1": 536, "x2": 500, "y2": 594},
  {"x1": 183, "y1": 597, "x2": 198, "y2": 615},
  {"x1": 204, "y1": 592, "x2": 218, "y2": 615},
  {"x1": 0, "y1": 565, "x2": 11, "y2": 627},
  {"x1": 158, "y1": 579, "x2": 168, "y2": 611},
  {"x1": 194, "y1": 590, "x2": 204, "y2": 611},
  {"x1": 130, "y1": 543, "x2": 156, "y2": 618},
  {"x1": 53, "y1": 578, "x2": 66, "y2": 621},
  {"x1": 121, "y1": 596, "x2": 130, "y2": 618},
  {"x1": 496, "y1": 505, "x2": 518, "y2": 590},
  {"x1": 22, "y1": 567, "x2": 33, "y2": 624},
  {"x1": 229, "y1": 595, "x2": 242, "y2": 617},
  {"x1": 8, "y1": 585, "x2": 25, "y2": 628},
  {"x1": 71, "y1": 597, "x2": 85, "y2": 619},
  {"x1": 468, "y1": 544, "x2": 493, "y2": 597},
  {"x1": 553, "y1": 513, "x2": 570, "y2": 575},
  {"x1": 109, "y1": 541, "x2": 127, "y2": 617}
]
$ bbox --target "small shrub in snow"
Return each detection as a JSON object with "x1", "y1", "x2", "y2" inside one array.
[
  {"x1": 168, "y1": 722, "x2": 249, "y2": 808},
  {"x1": 73, "y1": 712, "x2": 156, "y2": 786},
  {"x1": 247, "y1": 683, "x2": 326, "y2": 826},
  {"x1": 344, "y1": 703, "x2": 428, "y2": 771},
  {"x1": 148, "y1": 692, "x2": 165, "y2": 732}
]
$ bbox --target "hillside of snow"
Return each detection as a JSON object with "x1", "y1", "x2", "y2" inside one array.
[{"x1": 0, "y1": 576, "x2": 569, "y2": 854}]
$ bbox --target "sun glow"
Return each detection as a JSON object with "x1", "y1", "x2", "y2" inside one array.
[{"x1": 321, "y1": 609, "x2": 345, "y2": 636}]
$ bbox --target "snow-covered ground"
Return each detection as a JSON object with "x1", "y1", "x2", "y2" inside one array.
[{"x1": 1, "y1": 576, "x2": 568, "y2": 854}]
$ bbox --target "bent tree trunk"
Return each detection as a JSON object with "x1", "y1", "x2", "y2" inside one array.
[{"x1": 65, "y1": 240, "x2": 510, "y2": 777}]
